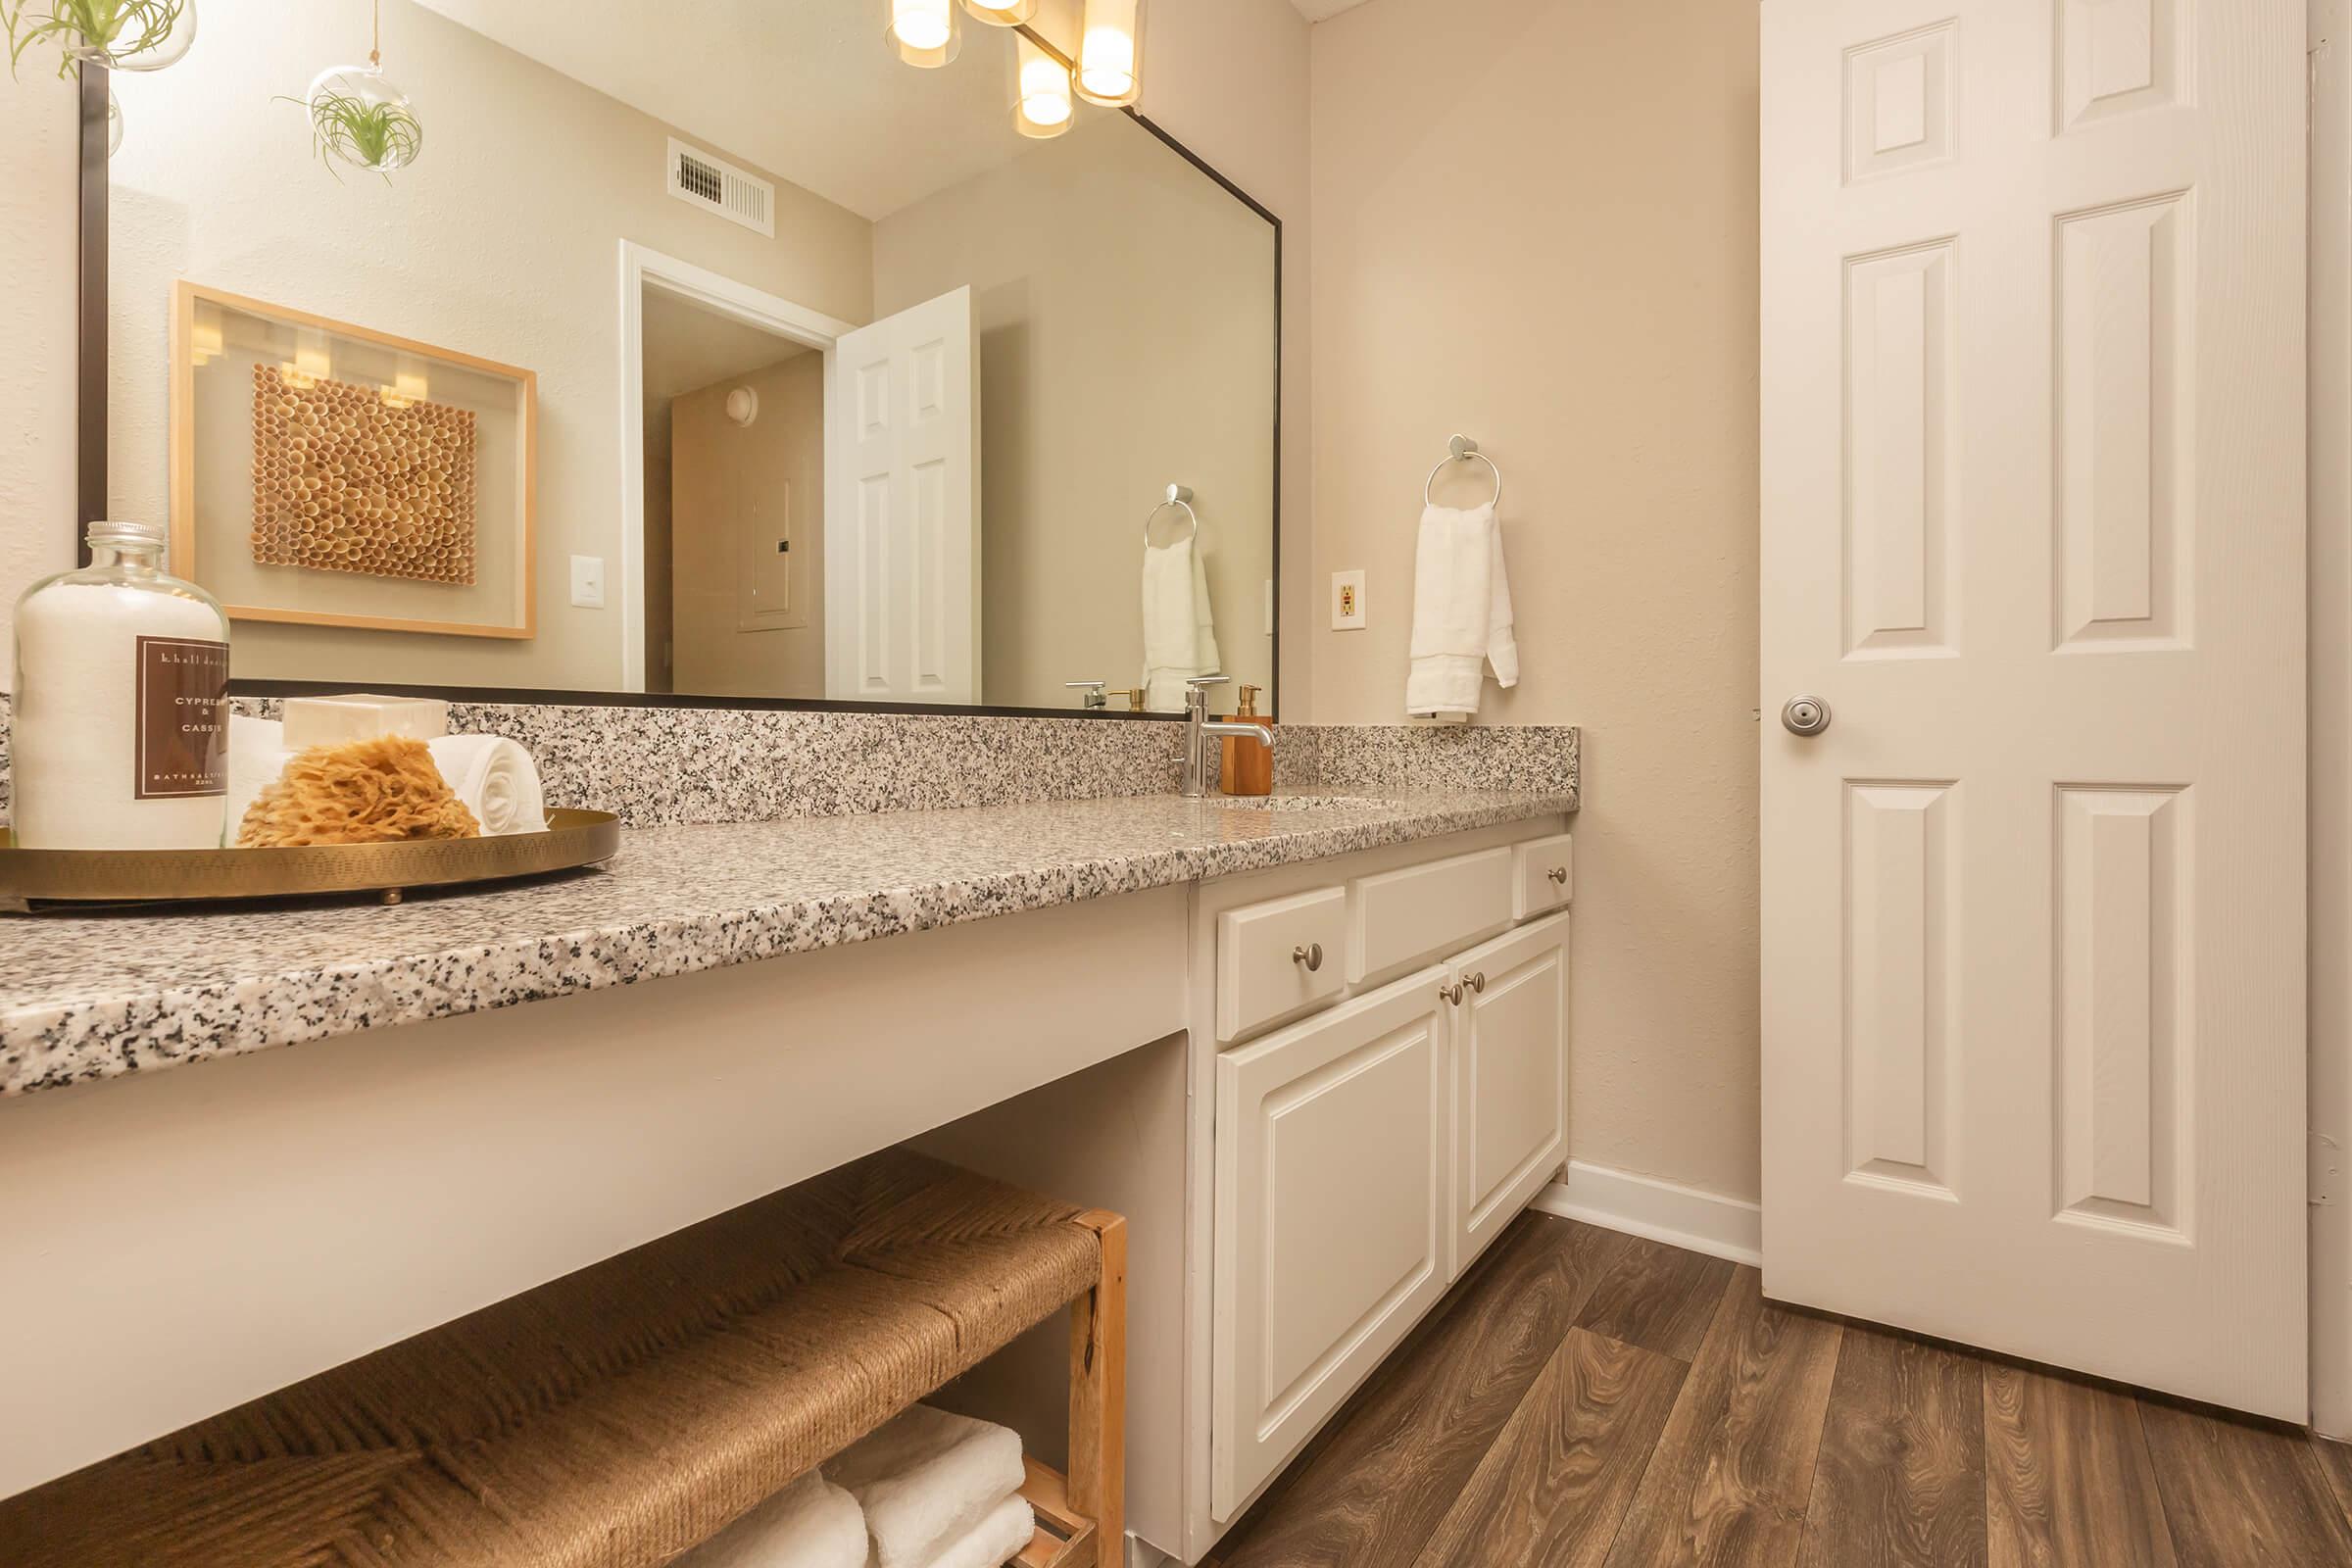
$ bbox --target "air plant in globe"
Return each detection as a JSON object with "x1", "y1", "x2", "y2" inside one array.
[
  {"x1": 1, "y1": 0, "x2": 194, "y2": 78},
  {"x1": 287, "y1": 0, "x2": 421, "y2": 180}
]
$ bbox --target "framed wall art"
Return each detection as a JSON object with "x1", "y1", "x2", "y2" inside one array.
[{"x1": 169, "y1": 282, "x2": 537, "y2": 640}]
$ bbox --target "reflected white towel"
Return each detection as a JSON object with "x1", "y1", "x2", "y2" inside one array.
[
  {"x1": 826, "y1": 1406, "x2": 1025, "y2": 1568},
  {"x1": 225, "y1": 714, "x2": 295, "y2": 838},
  {"x1": 925, "y1": 1494, "x2": 1033, "y2": 1568},
  {"x1": 1405, "y1": 501, "x2": 1517, "y2": 717},
  {"x1": 675, "y1": 1469, "x2": 867, "y2": 1568},
  {"x1": 427, "y1": 734, "x2": 549, "y2": 836},
  {"x1": 1142, "y1": 536, "x2": 1221, "y2": 712}
]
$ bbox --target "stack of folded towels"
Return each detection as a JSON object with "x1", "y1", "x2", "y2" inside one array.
[
  {"x1": 679, "y1": 1405, "x2": 1034, "y2": 1568},
  {"x1": 224, "y1": 693, "x2": 550, "y2": 847}
]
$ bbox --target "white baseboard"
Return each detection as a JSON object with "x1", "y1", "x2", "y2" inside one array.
[{"x1": 1531, "y1": 1159, "x2": 1763, "y2": 1267}]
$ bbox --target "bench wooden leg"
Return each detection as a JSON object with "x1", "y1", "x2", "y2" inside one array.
[{"x1": 1068, "y1": 1210, "x2": 1126, "y2": 1568}]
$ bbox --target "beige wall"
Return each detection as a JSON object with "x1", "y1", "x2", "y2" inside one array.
[
  {"x1": 873, "y1": 113, "x2": 1277, "y2": 712},
  {"x1": 668, "y1": 355, "x2": 826, "y2": 698},
  {"x1": 105, "y1": 0, "x2": 872, "y2": 692},
  {"x1": 1309, "y1": 0, "x2": 1763, "y2": 1200},
  {"x1": 0, "y1": 70, "x2": 77, "y2": 688}
]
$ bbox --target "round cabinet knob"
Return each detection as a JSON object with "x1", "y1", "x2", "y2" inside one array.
[
  {"x1": 1292, "y1": 942, "x2": 1324, "y2": 972},
  {"x1": 1438, "y1": 980, "x2": 1465, "y2": 1005},
  {"x1": 1546, "y1": 866, "x2": 1568, "y2": 886},
  {"x1": 1781, "y1": 695, "x2": 1833, "y2": 737},
  {"x1": 1468, "y1": 972, "x2": 1488, "y2": 994}
]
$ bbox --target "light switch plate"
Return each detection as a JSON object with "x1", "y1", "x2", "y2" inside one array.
[
  {"x1": 570, "y1": 555, "x2": 607, "y2": 609},
  {"x1": 1331, "y1": 569, "x2": 1366, "y2": 630}
]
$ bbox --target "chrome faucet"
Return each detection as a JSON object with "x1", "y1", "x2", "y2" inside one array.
[{"x1": 1182, "y1": 674, "x2": 1271, "y2": 798}]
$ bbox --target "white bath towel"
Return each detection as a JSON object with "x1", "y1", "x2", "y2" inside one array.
[
  {"x1": 1141, "y1": 536, "x2": 1221, "y2": 712},
  {"x1": 426, "y1": 734, "x2": 550, "y2": 836},
  {"x1": 924, "y1": 1494, "x2": 1034, "y2": 1568},
  {"x1": 224, "y1": 714, "x2": 295, "y2": 837},
  {"x1": 1405, "y1": 501, "x2": 1518, "y2": 718},
  {"x1": 675, "y1": 1469, "x2": 868, "y2": 1568},
  {"x1": 825, "y1": 1405, "x2": 1026, "y2": 1568}
]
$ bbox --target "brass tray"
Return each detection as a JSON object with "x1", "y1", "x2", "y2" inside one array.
[{"x1": 0, "y1": 808, "x2": 621, "y2": 912}]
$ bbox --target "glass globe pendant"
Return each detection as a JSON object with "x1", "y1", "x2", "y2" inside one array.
[
  {"x1": 302, "y1": 0, "x2": 420, "y2": 175},
  {"x1": 64, "y1": 0, "x2": 195, "y2": 72}
]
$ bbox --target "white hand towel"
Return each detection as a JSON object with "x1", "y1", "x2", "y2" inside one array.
[
  {"x1": 1405, "y1": 501, "x2": 1518, "y2": 718},
  {"x1": 1141, "y1": 537, "x2": 1221, "y2": 712},
  {"x1": 825, "y1": 1405, "x2": 1026, "y2": 1568},
  {"x1": 675, "y1": 1469, "x2": 867, "y2": 1568},
  {"x1": 225, "y1": 714, "x2": 296, "y2": 838},
  {"x1": 426, "y1": 734, "x2": 549, "y2": 836},
  {"x1": 923, "y1": 1494, "x2": 1033, "y2": 1568}
]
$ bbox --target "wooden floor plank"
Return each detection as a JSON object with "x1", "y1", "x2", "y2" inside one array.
[
  {"x1": 1412, "y1": 1328, "x2": 1688, "y2": 1568},
  {"x1": 2136, "y1": 1396, "x2": 2352, "y2": 1568},
  {"x1": 1600, "y1": 1266, "x2": 1844, "y2": 1568},
  {"x1": 1573, "y1": 1236, "x2": 1738, "y2": 1363},
  {"x1": 2311, "y1": 1434, "x2": 2352, "y2": 1536},
  {"x1": 1211, "y1": 1213, "x2": 1626, "y2": 1568},
  {"x1": 1795, "y1": 1322, "x2": 1985, "y2": 1568},
  {"x1": 1983, "y1": 1364, "x2": 2177, "y2": 1568}
]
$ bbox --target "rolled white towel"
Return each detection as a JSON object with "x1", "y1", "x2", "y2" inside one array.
[
  {"x1": 674, "y1": 1469, "x2": 867, "y2": 1568},
  {"x1": 225, "y1": 714, "x2": 296, "y2": 839},
  {"x1": 426, "y1": 734, "x2": 549, "y2": 836},
  {"x1": 926, "y1": 1494, "x2": 1034, "y2": 1568},
  {"x1": 825, "y1": 1406, "x2": 1025, "y2": 1568}
]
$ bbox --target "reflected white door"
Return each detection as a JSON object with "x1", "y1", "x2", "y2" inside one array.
[
  {"x1": 826, "y1": 285, "x2": 980, "y2": 702},
  {"x1": 1760, "y1": 1, "x2": 2308, "y2": 1417}
]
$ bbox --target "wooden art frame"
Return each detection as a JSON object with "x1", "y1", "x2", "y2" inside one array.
[{"x1": 169, "y1": 281, "x2": 539, "y2": 640}]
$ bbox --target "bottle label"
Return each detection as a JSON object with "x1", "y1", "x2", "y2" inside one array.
[{"x1": 133, "y1": 636, "x2": 229, "y2": 800}]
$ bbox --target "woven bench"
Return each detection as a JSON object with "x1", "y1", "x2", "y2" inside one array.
[{"x1": 0, "y1": 1148, "x2": 1127, "y2": 1568}]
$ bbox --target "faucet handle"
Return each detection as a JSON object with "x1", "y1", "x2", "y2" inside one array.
[
  {"x1": 1064, "y1": 680, "x2": 1108, "y2": 711},
  {"x1": 1187, "y1": 673, "x2": 1229, "y2": 686}
]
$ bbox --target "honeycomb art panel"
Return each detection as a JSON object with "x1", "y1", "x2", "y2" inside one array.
[{"x1": 250, "y1": 365, "x2": 478, "y2": 584}]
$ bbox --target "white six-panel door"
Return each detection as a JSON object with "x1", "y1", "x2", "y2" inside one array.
[
  {"x1": 825, "y1": 286, "x2": 981, "y2": 703},
  {"x1": 1760, "y1": 0, "x2": 2309, "y2": 1417}
]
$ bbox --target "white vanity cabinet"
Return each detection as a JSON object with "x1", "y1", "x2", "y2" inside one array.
[{"x1": 1185, "y1": 817, "x2": 1574, "y2": 1548}]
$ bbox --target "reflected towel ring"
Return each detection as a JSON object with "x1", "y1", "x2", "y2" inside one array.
[
  {"x1": 1145, "y1": 483, "x2": 1199, "y2": 546},
  {"x1": 1424, "y1": 434, "x2": 1502, "y2": 509}
]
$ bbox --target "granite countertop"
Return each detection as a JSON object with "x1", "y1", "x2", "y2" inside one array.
[{"x1": 0, "y1": 789, "x2": 1574, "y2": 1099}]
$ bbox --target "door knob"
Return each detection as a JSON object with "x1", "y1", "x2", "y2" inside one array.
[{"x1": 1781, "y1": 695, "x2": 1832, "y2": 737}]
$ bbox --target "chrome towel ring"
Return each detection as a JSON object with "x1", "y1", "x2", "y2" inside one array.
[
  {"x1": 1145, "y1": 483, "x2": 1200, "y2": 546},
  {"x1": 1424, "y1": 434, "x2": 1502, "y2": 509}
]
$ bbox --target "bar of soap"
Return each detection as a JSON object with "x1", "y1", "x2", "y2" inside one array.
[{"x1": 282, "y1": 693, "x2": 452, "y2": 750}]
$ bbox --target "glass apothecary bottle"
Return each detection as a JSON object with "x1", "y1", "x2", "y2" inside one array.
[{"x1": 12, "y1": 520, "x2": 231, "y2": 849}]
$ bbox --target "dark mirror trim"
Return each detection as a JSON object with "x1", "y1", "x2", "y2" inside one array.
[{"x1": 79, "y1": 45, "x2": 1281, "y2": 724}]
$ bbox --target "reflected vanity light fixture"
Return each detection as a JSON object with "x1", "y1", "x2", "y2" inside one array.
[
  {"x1": 1075, "y1": 0, "x2": 1145, "y2": 107},
  {"x1": 960, "y1": 0, "x2": 1037, "y2": 24},
  {"x1": 887, "y1": 0, "x2": 962, "y2": 67},
  {"x1": 1014, "y1": 33, "x2": 1072, "y2": 139}
]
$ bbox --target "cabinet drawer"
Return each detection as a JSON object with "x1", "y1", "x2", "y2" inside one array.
[
  {"x1": 1213, "y1": 970, "x2": 1451, "y2": 1520},
  {"x1": 1217, "y1": 887, "x2": 1348, "y2": 1042},
  {"x1": 1348, "y1": 846, "x2": 1514, "y2": 983},
  {"x1": 1513, "y1": 833, "x2": 1575, "y2": 918}
]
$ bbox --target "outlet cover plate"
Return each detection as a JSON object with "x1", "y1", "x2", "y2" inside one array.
[{"x1": 1332, "y1": 569, "x2": 1366, "y2": 630}]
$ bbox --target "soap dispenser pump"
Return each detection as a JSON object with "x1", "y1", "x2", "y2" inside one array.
[{"x1": 1220, "y1": 684, "x2": 1275, "y2": 797}]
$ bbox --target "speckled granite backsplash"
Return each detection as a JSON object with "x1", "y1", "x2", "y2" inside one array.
[{"x1": 0, "y1": 693, "x2": 1577, "y2": 828}]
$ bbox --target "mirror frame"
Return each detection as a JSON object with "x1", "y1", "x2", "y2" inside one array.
[{"x1": 73, "y1": 26, "x2": 1282, "y2": 723}]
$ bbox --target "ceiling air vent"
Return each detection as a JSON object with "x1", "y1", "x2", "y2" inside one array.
[{"x1": 666, "y1": 138, "x2": 774, "y2": 237}]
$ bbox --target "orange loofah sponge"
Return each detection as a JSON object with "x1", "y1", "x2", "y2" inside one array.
[{"x1": 237, "y1": 735, "x2": 481, "y2": 848}]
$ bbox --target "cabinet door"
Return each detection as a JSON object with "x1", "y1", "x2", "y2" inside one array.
[
  {"x1": 1448, "y1": 911, "x2": 1570, "y2": 1279},
  {"x1": 1212, "y1": 968, "x2": 1451, "y2": 1520}
]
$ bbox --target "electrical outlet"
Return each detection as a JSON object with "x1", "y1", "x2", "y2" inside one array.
[
  {"x1": 1331, "y1": 569, "x2": 1366, "y2": 630},
  {"x1": 570, "y1": 555, "x2": 607, "y2": 609}
]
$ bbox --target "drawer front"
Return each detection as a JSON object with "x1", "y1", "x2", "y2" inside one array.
[
  {"x1": 1217, "y1": 887, "x2": 1349, "y2": 1042},
  {"x1": 1513, "y1": 833, "x2": 1575, "y2": 919},
  {"x1": 1448, "y1": 911, "x2": 1572, "y2": 1278},
  {"x1": 1348, "y1": 846, "x2": 1515, "y2": 983},
  {"x1": 1213, "y1": 970, "x2": 1451, "y2": 1520}
]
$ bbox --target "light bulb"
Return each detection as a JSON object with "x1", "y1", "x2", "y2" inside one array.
[
  {"x1": 1015, "y1": 34, "x2": 1072, "y2": 138},
  {"x1": 888, "y1": 0, "x2": 961, "y2": 67},
  {"x1": 1075, "y1": 0, "x2": 1144, "y2": 107},
  {"x1": 961, "y1": 0, "x2": 1037, "y2": 24}
]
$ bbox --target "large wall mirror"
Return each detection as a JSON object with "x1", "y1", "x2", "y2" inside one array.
[{"x1": 92, "y1": 0, "x2": 1279, "y2": 717}]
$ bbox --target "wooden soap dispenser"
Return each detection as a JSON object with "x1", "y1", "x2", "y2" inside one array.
[{"x1": 1221, "y1": 684, "x2": 1275, "y2": 797}]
